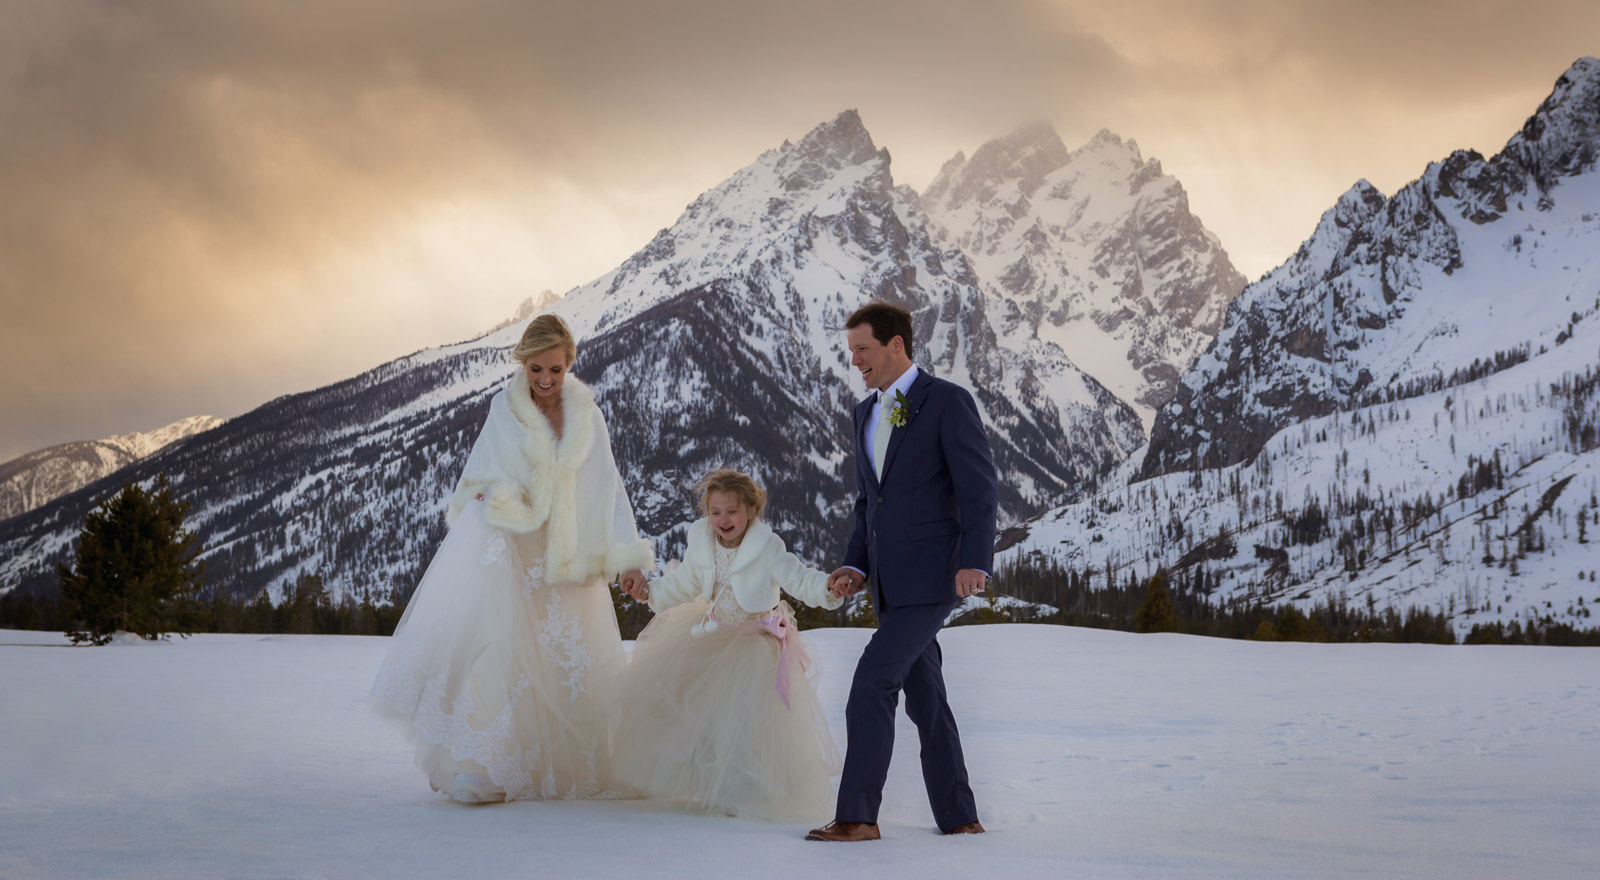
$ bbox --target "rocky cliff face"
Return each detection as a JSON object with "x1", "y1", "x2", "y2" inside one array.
[
  {"x1": 920, "y1": 125, "x2": 1245, "y2": 427},
  {"x1": 1140, "y1": 57, "x2": 1600, "y2": 481}
]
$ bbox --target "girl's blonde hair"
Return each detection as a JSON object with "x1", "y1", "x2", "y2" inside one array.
[
  {"x1": 511, "y1": 313, "x2": 577, "y2": 365},
  {"x1": 696, "y1": 469, "x2": 767, "y2": 521}
]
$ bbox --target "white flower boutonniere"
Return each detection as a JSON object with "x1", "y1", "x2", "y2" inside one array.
[{"x1": 887, "y1": 389, "x2": 911, "y2": 428}]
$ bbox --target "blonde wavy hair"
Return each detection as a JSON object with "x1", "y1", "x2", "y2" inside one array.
[
  {"x1": 511, "y1": 313, "x2": 577, "y2": 365},
  {"x1": 695, "y1": 468, "x2": 768, "y2": 521}
]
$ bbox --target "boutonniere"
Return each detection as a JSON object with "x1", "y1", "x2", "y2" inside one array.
[{"x1": 887, "y1": 389, "x2": 911, "y2": 427}]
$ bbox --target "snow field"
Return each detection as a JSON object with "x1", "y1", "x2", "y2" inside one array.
[{"x1": 3, "y1": 625, "x2": 1597, "y2": 879}]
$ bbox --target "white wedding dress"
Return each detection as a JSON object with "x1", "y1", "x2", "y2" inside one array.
[{"x1": 369, "y1": 500, "x2": 630, "y2": 802}]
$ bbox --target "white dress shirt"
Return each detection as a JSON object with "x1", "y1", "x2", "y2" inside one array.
[{"x1": 862, "y1": 364, "x2": 920, "y2": 464}]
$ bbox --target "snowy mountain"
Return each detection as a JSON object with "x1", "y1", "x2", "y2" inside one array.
[
  {"x1": 553, "y1": 111, "x2": 1140, "y2": 526},
  {"x1": 920, "y1": 125, "x2": 1246, "y2": 427},
  {"x1": 0, "y1": 416, "x2": 224, "y2": 521},
  {"x1": 1139, "y1": 57, "x2": 1600, "y2": 480},
  {"x1": 1000, "y1": 326, "x2": 1600, "y2": 637},
  {"x1": 0, "y1": 111, "x2": 1140, "y2": 604},
  {"x1": 485, "y1": 290, "x2": 561, "y2": 334},
  {"x1": 1002, "y1": 58, "x2": 1600, "y2": 635}
]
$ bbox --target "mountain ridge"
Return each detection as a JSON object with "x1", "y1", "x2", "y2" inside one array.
[
  {"x1": 0, "y1": 416, "x2": 224, "y2": 521},
  {"x1": 1139, "y1": 56, "x2": 1600, "y2": 481},
  {"x1": 920, "y1": 123, "x2": 1245, "y2": 427},
  {"x1": 0, "y1": 111, "x2": 1142, "y2": 603}
]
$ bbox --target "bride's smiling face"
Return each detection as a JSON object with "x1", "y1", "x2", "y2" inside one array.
[
  {"x1": 523, "y1": 348, "x2": 569, "y2": 402},
  {"x1": 707, "y1": 490, "x2": 753, "y2": 547}
]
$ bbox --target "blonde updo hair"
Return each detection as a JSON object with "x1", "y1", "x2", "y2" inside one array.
[
  {"x1": 696, "y1": 468, "x2": 767, "y2": 521},
  {"x1": 512, "y1": 314, "x2": 578, "y2": 365}
]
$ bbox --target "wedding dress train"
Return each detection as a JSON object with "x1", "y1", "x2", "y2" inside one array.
[{"x1": 370, "y1": 501, "x2": 629, "y2": 802}]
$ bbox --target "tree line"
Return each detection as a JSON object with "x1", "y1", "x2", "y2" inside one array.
[{"x1": 8, "y1": 474, "x2": 1598, "y2": 647}]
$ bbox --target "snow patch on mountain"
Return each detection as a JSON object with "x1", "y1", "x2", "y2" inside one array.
[
  {"x1": 0, "y1": 416, "x2": 224, "y2": 521},
  {"x1": 920, "y1": 125, "x2": 1245, "y2": 428},
  {"x1": 1141, "y1": 57, "x2": 1600, "y2": 480}
]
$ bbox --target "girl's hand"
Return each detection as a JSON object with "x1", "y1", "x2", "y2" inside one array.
[{"x1": 619, "y1": 569, "x2": 649, "y2": 601}]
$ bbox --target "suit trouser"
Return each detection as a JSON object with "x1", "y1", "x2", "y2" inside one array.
[{"x1": 834, "y1": 598, "x2": 978, "y2": 832}]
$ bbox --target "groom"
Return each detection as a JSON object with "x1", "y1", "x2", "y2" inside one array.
[{"x1": 807, "y1": 301, "x2": 997, "y2": 842}]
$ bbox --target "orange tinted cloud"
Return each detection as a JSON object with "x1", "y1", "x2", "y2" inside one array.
[{"x1": 0, "y1": 0, "x2": 1591, "y2": 459}]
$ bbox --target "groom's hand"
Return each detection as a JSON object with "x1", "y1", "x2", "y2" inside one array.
[
  {"x1": 955, "y1": 569, "x2": 987, "y2": 599},
  {"x1": 828, "y1": 568, "x2": 864, "y2": 598}
]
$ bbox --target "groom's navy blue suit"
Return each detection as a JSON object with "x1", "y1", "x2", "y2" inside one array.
[{"x1": 836, "y1": 368, "x2": 997, "y2": 832}]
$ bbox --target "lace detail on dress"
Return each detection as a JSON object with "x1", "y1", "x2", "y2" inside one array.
[
  {"x1": 480, "y1": 530, "x2": 509, "y2": 568},
  {"x1": 538, "y1": 591, "x2": 593, "y2": 702},
  {"x1": 524, "y1": 564, "x2": 544, "y2": 600},
  {"x1": 410, "y1": 668, "x2": 539, "y2": 800},
  {"x1": 710, "y1": 541, "x2": 765, "y2": 625}
]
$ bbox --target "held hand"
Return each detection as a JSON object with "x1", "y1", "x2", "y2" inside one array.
[
  {"x1": 828, "y1": 567, "x2": 865, "y2": 598},
  {"x1": 619, "y1": 569, "x2": 649, "y2": 601},
  {"x1": 955, "y1": 568, "x2": 987, "y2": 599}
]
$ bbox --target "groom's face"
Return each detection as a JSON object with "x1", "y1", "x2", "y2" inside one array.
[{"x1": 847, "y1": 324, "x2": 904, "y2": 392}]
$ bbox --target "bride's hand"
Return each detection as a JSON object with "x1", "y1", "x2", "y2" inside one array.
[{"x1": 619, "y1": 569, "x2": 649, "y2": 601}]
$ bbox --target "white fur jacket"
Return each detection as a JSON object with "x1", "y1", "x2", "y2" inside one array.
[
  {"x1": 447, "y1": 371, "x2": 654, "y2": 584},
  {"x1": 647, "y1": 518, "x2": 843, "y2": 616}
]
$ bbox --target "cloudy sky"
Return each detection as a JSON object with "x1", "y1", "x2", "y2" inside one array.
[{"x1": 1, "y1": 0, "x2": 1595, "y2": 461}]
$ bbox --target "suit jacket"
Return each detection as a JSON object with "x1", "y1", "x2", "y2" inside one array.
[{"x1": 842, "y1": 370, "x2": 998, "y2": 607}]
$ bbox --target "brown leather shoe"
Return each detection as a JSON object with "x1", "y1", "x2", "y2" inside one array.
[
  {"x1": 944, "y1": 821, "x2": 985, "y2": 835},
  {"x1": 805, "y1": 821, "x2": 881, "y2": 842}
]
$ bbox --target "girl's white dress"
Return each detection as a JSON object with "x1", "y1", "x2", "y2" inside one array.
[
  {"x1": 613, "y1": 518, "x2": 843, "y2": 820},
  {"x1": 369, "y1": 372, "x2": 654, "y2": 803}
]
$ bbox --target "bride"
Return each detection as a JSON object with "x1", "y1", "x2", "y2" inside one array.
[{"x1": 370, "y1": 314, "x2": 654, "y2": 803}]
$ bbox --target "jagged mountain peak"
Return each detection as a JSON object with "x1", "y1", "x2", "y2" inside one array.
[
  {"x1": 776, "y1": 109, "x2": 887, "y2": 188},
  {"x1": 1288, "y1": 178, "x2": 1386, "y2": 264},
  {"x1": 920, "y1": 122, "x2": 1245, "y2": 424},
  {"x1": 1079, "y1": 127, "x2": 1135, "y2": 154},
  {"x1": 1333, "y1": 178, "x2": 1386, "y2": 221},
  {"x1": 685, "y1": 111, "x2": 888, "y2": 214},
  {"x1": 1526, "y1": 56, "x2": 1599, "y2": 128},
  {"x1": 0, "y1": 415, "x2": 225, "y2": 521},
  {"x1": 922, "y1": 122, "x2": 1069, "y2": 210},
  {"x1": 1139, "y1": 57, "x2": 1600, "y2": 481},
  {"x1": 1502, "y1": 56, "x2": 1600, "y2": 191},
  {"x1": 581, "y1": 111, "x2": 903, "y2": 335}
]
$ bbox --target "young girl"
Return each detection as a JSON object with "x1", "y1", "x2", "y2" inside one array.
[{"x1": 613, "y1": 469, "x2": 844, "y2": 820}]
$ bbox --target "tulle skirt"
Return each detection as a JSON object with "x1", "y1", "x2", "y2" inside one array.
[
  {"x1": 369, "y1": 501, "x2": 629, "y2": 802},
  {"x1": 612, "y1": 599, "x2": 840, "y2": 821}
]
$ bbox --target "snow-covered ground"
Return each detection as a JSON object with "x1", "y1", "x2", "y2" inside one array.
[{"x1": 2, "y1": 626, "x2": 1596, "y2": 878}]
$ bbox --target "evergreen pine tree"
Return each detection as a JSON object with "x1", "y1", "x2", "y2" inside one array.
[
  {"x1": 58, "y1": 473, "x2": 207, "y2": 645},
  {"x1": 1134, "y1": 572, "x2": 1180, "y2": 633},
  {"x1": 246, "y1": 590, "x2": 276, "y2": 633}
]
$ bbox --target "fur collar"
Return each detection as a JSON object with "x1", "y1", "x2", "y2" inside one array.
[
  {"x1": 685, "y1": 517, "x2": 775, "y2": 573},
  {"x1": 504, "y1": 368, "x2": 596, "y2": 473}
]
